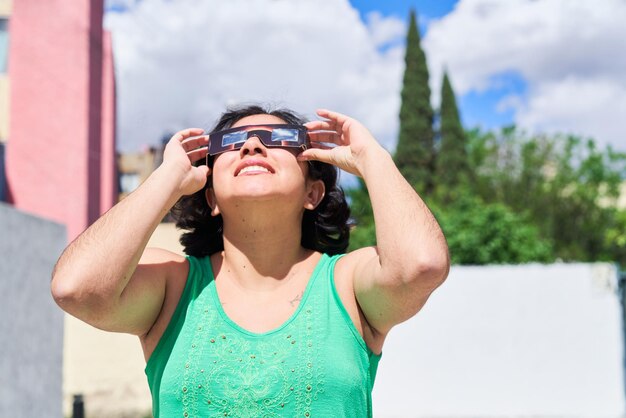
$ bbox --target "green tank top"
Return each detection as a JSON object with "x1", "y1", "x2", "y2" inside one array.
[{"x1": 145, "y1": 253, "x2": 382, "y2": 417}]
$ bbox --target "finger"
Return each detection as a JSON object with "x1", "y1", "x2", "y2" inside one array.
[
  {"x1": 309, "y1": 143, "x2": 334, "y2": 150},
  {"x1": 198, "y1": 164, "x2": 211, "y2": 177},
  {"x1": 187, "y1": 147, "x2": 209, "y2": 164},
  {"x1": 314, "y1": 109, "x2": 354, "y2": 135},
  {"x1": 171, "y1": 128, "x2": 205, "y2": 142},
  {"x1": 297, "y1": 148, "x2": 335, "y2": 164},
  {"x1": 195, "y1": 164, "x2": 210, "y2": 177},
  {"x1": 305, "y1": 121, "x2": 335, "y2": 131},
  {"x1": 316, "y1": 109, "x2": 363, "y2": 139},
  {"x1": 306, "y1": 119, "x2": 340, "y2": 134},
  {"x1": 181, "y1": 135, "x2": 209, "y2": 151},
  {"x1": 307, "y1": 131, "x2": 342, "y2": 145},
  {"x1": 316, "y1": 109, "x2": 350, "y2": 126}
]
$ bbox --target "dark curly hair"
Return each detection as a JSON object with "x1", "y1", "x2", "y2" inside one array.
[{"x1": 170, "y1": 104, "x2": 351, "y2": 257}]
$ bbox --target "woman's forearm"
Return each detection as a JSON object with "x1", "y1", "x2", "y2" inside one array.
[{"x1": 359, "y1": 149, "x2": 449, "y2": 285}]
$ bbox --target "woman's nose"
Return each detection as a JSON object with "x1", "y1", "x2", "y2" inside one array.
[{"x1": 239, "y1": 135, "x2": 267, "y2": 157}]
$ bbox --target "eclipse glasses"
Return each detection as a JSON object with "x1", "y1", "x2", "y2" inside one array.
[{"x1": 207, "y1": 124, "x2": 310, "y2": 157}]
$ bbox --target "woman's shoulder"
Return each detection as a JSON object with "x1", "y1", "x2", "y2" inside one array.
[
  {"x1": 141, "y1": 247, "x2": 188, "y2": 265},
  {"x1": 334, "y1": 246, "x2": 378, "y2": 276}
]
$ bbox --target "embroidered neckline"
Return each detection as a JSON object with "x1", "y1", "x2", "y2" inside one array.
[{"x1": 208, "y1": 253, "x2": 328, "y2": 337}]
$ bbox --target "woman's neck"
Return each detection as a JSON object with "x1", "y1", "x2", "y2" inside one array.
[{"x1": 217, "y1": 209, "x2": 312, "y2": 291}]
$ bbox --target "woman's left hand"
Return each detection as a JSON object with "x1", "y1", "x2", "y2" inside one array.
[{"x1": 299, "y1": 109, "x2": 387, "y2": 177}]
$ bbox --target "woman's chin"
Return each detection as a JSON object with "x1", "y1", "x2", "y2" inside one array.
[{"x1": 227, "y1": 188, "x2": 291, "y2": 203}]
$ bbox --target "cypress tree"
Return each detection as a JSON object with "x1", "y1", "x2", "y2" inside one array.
[
  {"x1": 437, "y1": 71, "x2": 470, "y2": 192},
  {"x1": 395, "y1": 9, "x2": 435, "y2": 194}
]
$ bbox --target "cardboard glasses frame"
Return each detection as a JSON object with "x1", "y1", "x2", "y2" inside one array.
[{"x1": 205, "y1": 124, "x2": 311, "y2": 163}]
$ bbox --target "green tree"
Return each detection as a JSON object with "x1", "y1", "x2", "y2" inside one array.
[
  {"x1": 346, "y1": 8, "x2": 626, "y2": 267},
  {"x1": 466, "y1": 127, "x2": 626, "y2": 265},
  {"x1": 347, "y1": 180, "x2": 376, "y2": 251},
  {"x1": 395, "y1": 9, "x2": 435, "y2": 194},
  {"x1": 429, "y1": 192, "x2": 554, "y2": 264},
  {"x1": 436, "y1": 71, "x2": 470, "y2": 199}
]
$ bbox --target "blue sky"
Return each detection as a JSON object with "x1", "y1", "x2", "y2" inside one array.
[{"x1": 350, "y1": 0, "x2": 458, "y2": 20}]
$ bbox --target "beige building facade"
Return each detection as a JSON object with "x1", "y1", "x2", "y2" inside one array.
[{"x1": 63, "y1": 222, "x2": 184, "y2": 417}]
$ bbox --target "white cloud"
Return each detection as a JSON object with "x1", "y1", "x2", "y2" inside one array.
[
  {"x1": 516, "y1": 77, "x2": 626, "y2": 149},
  {"x1": 364, "y1": 11, "x2": 406, "y2": 49},
  {"x1": 423, "y1": 0, "x2": 626, "y2": 150},
  {"x1": 104, "y1": 0, "x2": 405, "y2": 154}
]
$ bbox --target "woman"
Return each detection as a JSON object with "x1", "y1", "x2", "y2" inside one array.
[{"x1": 51, "y1": 104, "x2": 449, "y2": 417}]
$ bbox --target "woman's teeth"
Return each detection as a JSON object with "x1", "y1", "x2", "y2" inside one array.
[{"x1": 238, "y1": 165, "x2": 270, "y2": 175}]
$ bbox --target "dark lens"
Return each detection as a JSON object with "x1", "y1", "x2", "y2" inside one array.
[
  {"x1": 221, "y1": 130, "x2": 248, "y2": 146},
  {"x1": 271, "y1": 128, "x2": 300, "y2": 143}
]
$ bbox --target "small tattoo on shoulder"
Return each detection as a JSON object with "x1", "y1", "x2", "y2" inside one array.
[{"x1": 289, "y1": 292, "x2": 303, "y2": 307}]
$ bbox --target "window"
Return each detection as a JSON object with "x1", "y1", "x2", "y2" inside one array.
[
  {"x1": 0, "y1": 18, "x2": 8, "y2": 74},
  {"x1": 119, "y1": 172, "x2": 140, "y2": 195}
]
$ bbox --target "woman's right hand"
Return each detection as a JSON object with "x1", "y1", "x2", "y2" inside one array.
[{"x1": 161, "y1": 128, "x2": 210, "y2": 196}]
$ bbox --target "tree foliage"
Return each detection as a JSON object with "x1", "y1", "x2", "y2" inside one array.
[
  {"x1": 394, "y1": 9, "x2": 435, "y2": 194},
  {"x1": 428, "y1": 192, "x2": 554, "y2": 264},
  {"x1": 467, "y1": 127, "x2": 626, "y2": 265},
  {"x1": 436, "y1": 71, "x2": 470, "y2": 198},
  {"x1": 347, "y1": 9, "x2": 626, "y2": 266},
  {"x1": 347, "y1": 179, "x2": 376, "y2": 251},
  {"x1": 349, "y1": 128, "x2": 626, "y2": 265}
]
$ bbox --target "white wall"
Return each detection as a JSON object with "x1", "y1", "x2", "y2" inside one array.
[{"x1": 372, "y1": 263, "x2": 625, "y2": 418}]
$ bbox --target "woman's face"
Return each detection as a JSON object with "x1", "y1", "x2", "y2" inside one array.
[{"x1": 208, "y1": 114, "x2": 317, "y2": 213}]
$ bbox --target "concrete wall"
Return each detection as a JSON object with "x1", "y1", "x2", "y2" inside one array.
[
  {"x1": 0, "y1": 203, "x2": 66, "y2": 417},
  {"x1": 373, "y1": 263, "x2": 625, "y2": 418}
]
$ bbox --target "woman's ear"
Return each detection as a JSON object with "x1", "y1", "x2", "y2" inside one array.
[
  {"x1": 205, "y1": 188, "x2": 221, "y2": 216},
  {"x1": 304, "y1": 179, "x2": 325, "y2": 210}
]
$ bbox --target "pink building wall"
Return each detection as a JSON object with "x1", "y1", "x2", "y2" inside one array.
[
  {"x1": 100, "y1": 30, "x2": 117, "y2": 216},
  {"x1": 6, "y1": 0, "x2": 116, "y2": 241}
]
